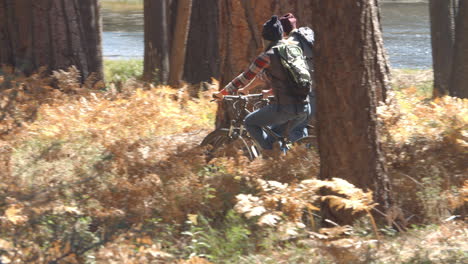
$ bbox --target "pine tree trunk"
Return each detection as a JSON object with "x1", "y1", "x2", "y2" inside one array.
[
  {"x1": 450, "y1": 0, "x2": 468, "y2": 99},
  {"x1": 216, "y1": 0, "x2": 317, "y2": 128},
  {"x1": 0, "y1": 0, "x2": 103, "y2": 81},
  {"x1": 168, "y1": 0, "x2": 192, "y2": 86},
  {"x1": 311, "y1": 0, "x2": 393, "y2": 224},
  {"x1": 430, "y1": 0, "x2": 455, "y2": 97},
  {"x1": 218, "y1": 0, "x2": 316, "y2": 86},
  {"x1": 183, "y1": 0, "x2": 220, "y2": 84},
  {"x1": 143, "y1": 0, "x2": 170, "y2": 84}
]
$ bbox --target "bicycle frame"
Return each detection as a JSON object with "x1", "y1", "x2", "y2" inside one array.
[
  {"x1": 221, "y1": 94, "x2": 292, "y2": 152},
  {"x1": 202, "y1": 94, "x2": 315, "y2": 160}
]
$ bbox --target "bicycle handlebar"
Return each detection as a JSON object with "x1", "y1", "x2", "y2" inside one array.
[{"x1": 222, "y1": 94, "x2": 263, "y2": 99}]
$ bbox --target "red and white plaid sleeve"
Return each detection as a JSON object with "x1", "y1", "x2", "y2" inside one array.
[{"x1": 224, "y1": 52, "x2": 270, "y2": 94}]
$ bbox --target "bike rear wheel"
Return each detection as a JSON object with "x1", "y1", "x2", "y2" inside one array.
[{"x1": 201, "y1": 129, "x2": 258, "y2": 161}]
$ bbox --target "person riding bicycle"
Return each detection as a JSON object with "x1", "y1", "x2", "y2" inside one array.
[
  {"x1": 213, "y1": 15, "x2": 309, "y2": 153},
  {"x1": 277, "y1": 13, "x2": 316, "y2": 142}
]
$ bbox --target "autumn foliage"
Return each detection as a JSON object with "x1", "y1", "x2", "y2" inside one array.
[{"x1": 0, "y1": 67, "x2": 466, "y2": 263}]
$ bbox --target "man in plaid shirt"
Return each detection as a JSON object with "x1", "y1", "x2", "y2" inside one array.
[{"x1": 213, "y1": 16, "x2": 310, "y2": 154}]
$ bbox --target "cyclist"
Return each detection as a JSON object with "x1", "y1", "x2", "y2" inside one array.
[
  {"x1": 213, "y1": 15, "x2": 309, "y2": 154},
  {"x1": 278, "y1": 13, "x2": 316, "y2": 142}
]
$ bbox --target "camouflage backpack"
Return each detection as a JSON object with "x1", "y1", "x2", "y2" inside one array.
[{"x1": 273, "y1": 40, "x2": 312, "y2": 99}]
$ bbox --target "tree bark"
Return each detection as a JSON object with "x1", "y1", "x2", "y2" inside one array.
[
  {"x1": 218, "y1": 0, "x2": 316, "y2": 87},
  {"x1": 143, "y1": 0, "x2": 170, "y2": 84},
  {"x1": 215, "y1": 0, "x2": 317, "y2": 128},
  {"x1": 311, "y1": 0, "x2": 393, "y2": 224},
  {"x1": 450, "y1": 0, "x2": 468, "y2": 98},
  {"x1": 183, "y1": 0, "x2": 220, "y2": 84},
  {"x1": 168, "y1": 0, "x2": 192, "y2": 86},
  {"x1": 429, "y1": 0, "x2": 456, "y2": 97},
  {"x1": 0, "y1": 0, "x2": 103, "y2": 81}
]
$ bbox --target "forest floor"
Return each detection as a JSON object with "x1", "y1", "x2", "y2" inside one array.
[{"x1": 0, "y1": 68, "x2": 466, "y2": 263}]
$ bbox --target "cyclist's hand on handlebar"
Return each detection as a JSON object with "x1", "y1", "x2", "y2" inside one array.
[
  {"x1": 237, "y1": 87, "x2": 249, "y2": 95},
  {"x1": 262, "y1": 89, "x2": 273, "y2": 99},
  {"x1": 212, "y1": 91, "x2": 225, "y2": 101}
]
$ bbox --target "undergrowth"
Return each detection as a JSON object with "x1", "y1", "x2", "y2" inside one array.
[
  {"x1": 104, "y1": 59, "x2": 144, "y2": 86},
  {"x1": 0, "y1": 67, "x2": 466, "y2": 263}
]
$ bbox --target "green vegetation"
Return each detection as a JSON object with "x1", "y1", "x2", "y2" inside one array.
[
  {"x1": 184, "y1": 211, "x2": 257, "y2": 263},
  {"x1": 104, "y1": 59, "x2": 143, "y2": 84},
  {"x1": 391, "y1": 68, "x2": 434, "y2": 97}
]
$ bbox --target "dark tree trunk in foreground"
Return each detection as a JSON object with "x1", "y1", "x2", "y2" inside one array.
[
  {"x1": 183, "y1": 0, "x2": 220, "y2": 84},
  {"x1": 0, "y1": 0, "x2": 103, "y2": 81},
  {"x1": 429, "y1": 0, "x2": 456, "y2": 97},
  {"x1": 450, "y1": 0, "x2": 468, "y2": 98},
  {"x1": 311, "y1": 0, "x2": 394, "y2": 224},
  {"x1": 143, "y1": 0, "x2": 170, "y2": 84}
]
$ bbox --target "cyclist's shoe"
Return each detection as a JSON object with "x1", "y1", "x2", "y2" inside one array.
[{"x1": 279, "y1": 141, "x2": 293, "y2": 155}]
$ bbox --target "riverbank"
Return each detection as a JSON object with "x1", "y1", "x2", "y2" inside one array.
[
  {"x1": 101, "y1": 0, "x2": 142, "y2": 11},
  {"x1": 103, "y1": 59, "x2": 433, "y2": 96}
]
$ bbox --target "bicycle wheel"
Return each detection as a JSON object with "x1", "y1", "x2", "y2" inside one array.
[{"x1": 201, "y1": 129, "x2": 258, "y2": 161}]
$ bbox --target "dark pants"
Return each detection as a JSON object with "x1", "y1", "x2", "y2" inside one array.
[{"x1": 244, "y1": 103, "x2": 308, "y2": 150}]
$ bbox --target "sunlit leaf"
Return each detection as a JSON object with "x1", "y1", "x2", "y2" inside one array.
[{"x1": 5, "y1": 204, "x2": 28, "y2": 225}]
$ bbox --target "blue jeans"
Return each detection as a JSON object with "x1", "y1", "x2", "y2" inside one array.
[
  {"x1": 244, "y1": 104, "x2": 308, "y2": 150},
  {"x1": 290, "y1": 91, "x2": 316, "y2": 141},
  {"x1": 272, "y1": 91, "x2": 316, "y2": 142}
]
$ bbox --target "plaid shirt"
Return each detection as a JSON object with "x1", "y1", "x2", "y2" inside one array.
[{"x1": 224, "y1": 52, "x2": 271, "y2": 94}]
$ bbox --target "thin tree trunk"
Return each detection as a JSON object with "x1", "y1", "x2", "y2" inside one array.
[
  {"x1": 430, "y1": 0, "x2": 455, "y2": 97},
  {"x1": 183, "y1": 0, "x2": 220, "y2": 84},
  {"x1": 311, "y1": 0, "x2": 393, "y2": 225},
  {"x1": 143, "y1": 0, "x2": 170, "y2": 84},
  {"x1": 450, "y1": 0, "x2": 468, "y2": 98},
  {"x1": 80, "y1": 0, "x2": 103, "y2": 81},
  {"x1": 0, "y1": 0, "x2": 102, "y2": 81},
  {"x1": 373, "y1": 0, "x2": 391, "y2": 102},
  {"x1": 168, "y1": 0, "x2": 192, "y2": 86}
]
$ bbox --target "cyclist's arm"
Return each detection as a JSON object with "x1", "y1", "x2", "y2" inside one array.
[
  {"x1": 237, "y1": 76, "x2": 267, "y2": 95},
  {"x1": 216, "y1": 53, "x2": 270, "y2": 98}
]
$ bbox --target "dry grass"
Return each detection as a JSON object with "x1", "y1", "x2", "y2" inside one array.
[{"x1": 0, "y1": 67, "x2": 466, "y2": 263}]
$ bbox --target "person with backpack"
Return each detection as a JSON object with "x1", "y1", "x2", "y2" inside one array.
[
  {"x1": 277, "y1": 13, "x2": 316, "y2": 142},
  {"x1": 213, "y1": 15, "x2": 311, "y2": 154}
]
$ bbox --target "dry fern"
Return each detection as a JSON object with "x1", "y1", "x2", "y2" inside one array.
[{"x1": 234, "y1": 178, "x2": 377, "y2": 240}]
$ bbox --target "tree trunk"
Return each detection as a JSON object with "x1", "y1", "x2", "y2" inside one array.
[
  {"x1": 0, "y1": 0, "x2": 103, "y2": 81},
  {"x1": 183, "y1": 0, "x2": 220, "y2": 84},
  {"x1": 218, "y1": 0, "x2": 316, "y2": 87},
  {"x1": 311, "y1": 0, "x2": 393, "y2": 224},
  {"x1": 216, "y1": 0, "x2": 317, "y2": 128},
  {"x1": 143, "y1": 0, "x2": 170, "y2": 84},
  {"x1": 168, "y1": 0, "x2": 192, "y2": 86},
  {"x1": 429, "y1": 0, "x2": 456, "y2": 97},
  {"x1": 450, "y1": 0, "x2": 468, "y2": 98}
]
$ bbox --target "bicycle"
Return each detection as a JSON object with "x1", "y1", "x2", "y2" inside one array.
[{"x1": 200, "y1": 94, "x2": 316, "y2": 161}]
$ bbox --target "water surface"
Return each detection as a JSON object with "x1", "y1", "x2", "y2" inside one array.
[{"x1": 101, "y1": 2, "x2": 432, "y2": 69}]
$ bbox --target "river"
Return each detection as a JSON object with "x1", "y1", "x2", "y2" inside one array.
[{"x1": 102, "y1": 2, "x2": 431, "y2": 69}]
